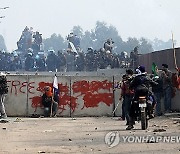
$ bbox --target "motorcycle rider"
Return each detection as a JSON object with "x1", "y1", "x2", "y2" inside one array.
[{"x1": 126, "y1": 65, "x2": 157, "y2": 130}]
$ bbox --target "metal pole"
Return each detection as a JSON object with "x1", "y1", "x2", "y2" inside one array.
[{"x1": 172, "y1": 32, "x2": 177, "y2": 68}]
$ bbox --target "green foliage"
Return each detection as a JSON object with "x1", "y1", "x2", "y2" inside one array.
[
  {"x1": 125, "y1": 37, "x2": 140, "y2": 53},
  {"x1": 43, "y1": 33, "x2": 66, "y2": 52},
  {"x1": 139, "y1": 37, "x2": 153, "y2": 54},
  {"x1": 71, "y1": 26, "x2": 83, "y2": 38},
  {"x1": 42, "y1": 21, "x2": 173, "y2": 55},
  {"x1": 151, "y1": 38, "x2": 174, "y2": 51}
]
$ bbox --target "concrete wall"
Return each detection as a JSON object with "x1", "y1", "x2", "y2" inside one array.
[
  {"x1": 4, "y1": 74, "x2": 180, "y2": 117},
  {"x1": 5, "y1": 75, "x2": 29, "y2": 116},
  {"x1": 4, "y1": 74, "x2": 122, "y2": 117}
]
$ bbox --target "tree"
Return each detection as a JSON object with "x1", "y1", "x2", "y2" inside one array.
[
  {"x1": 43, "y1": 33, "x2": 66, "y2": 52},
  {"x1": 71, "y1": 26, "x2": 83, "y2": 38},
  {"x1": 139, "y1": 37, "x2": 153, "y2": 54},
  {"x1": 0, "y1": 35, "x2": 7, "y2": 51},
  {"x1": 125, "y1": 37, "x2": 140, "y2": 53},
  {"x1": 90, "y1": 21, "x2": 124, "y2": 53},
  {"x1": 151, "y1": 38, "x2": 174, "y2": 51},
  {"x1": 81, "y1": 30, "x2": 95, "y2": 52}
]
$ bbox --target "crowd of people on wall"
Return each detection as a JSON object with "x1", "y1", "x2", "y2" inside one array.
[
  {"x1": 0, "y1": 27, "x2": 139, "y2": 72},
  {"x1": 17, "y1": 26, "x2": 43, "y2": 54},
  {"x1": 0, "y1": 46, "x2": 138, "y2": 72}
]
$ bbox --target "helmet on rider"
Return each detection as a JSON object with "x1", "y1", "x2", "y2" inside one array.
[{"x1": 135, "y1": 65, "x2": 146, "y2": 75}]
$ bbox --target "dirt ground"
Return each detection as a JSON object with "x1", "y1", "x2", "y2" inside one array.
[{"x1": 0, "y1": 115, "x2": 180, "y2": 154}]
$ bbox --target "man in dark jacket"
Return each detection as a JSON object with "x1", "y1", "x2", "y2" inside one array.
[
  {"x1": 151, "y1": 75, "x2": 163, "y2": 116},
  {"x1": 120, "y1": 69, "x2": 134, "y2": 125},
  {"x1": 42, "y1": 86, "x2": 58, "y2": 117},
  {"x1": 161, "y1": 64, "x2": 172, "y2": 113}
]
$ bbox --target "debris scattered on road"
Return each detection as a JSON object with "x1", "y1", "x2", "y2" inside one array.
[
  {"x1": 153, "y1": 128, "x2": 166, "y2": 132},
  {"x1": 39, "y1": 116, "x2": 44, "y2": 118},
  {"x1": 164, "y1": 112, "x2": 180, "y2": 117},
  {"x1": 162, "y1": 125, "x2": 168, "y2": 128},
  {"x1": 38, "y1": 151, "x2": 46, "y2": 153},
  {"x1": 151, "y1": 124, "x2": 158, "y2": 127},
  {"x1": 14, "y1": 118, "x2": 24, "y2": 122},
  {"x1": 43, "y1": 130, "x2": 54, "y2": 133},
  {"x1": 31, "y1": 114, "x2": 40, "y2": 118},
  {"x1": 172, "y1": 118, "x2": 180, "y2": 122},
  {"x1": 0, "y1": 119, "x2": 9, "y2": 123},
  {"x1": 173, "y1": 121, "x2": 179, "y2": 124}
]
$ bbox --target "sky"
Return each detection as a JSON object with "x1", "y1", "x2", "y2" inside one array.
[{"x1": 0, "y1": 0, "x2": 180, "y2": 51}]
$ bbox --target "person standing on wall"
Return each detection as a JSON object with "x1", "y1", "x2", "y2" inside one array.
[{"x1": 0, "y1": 72, "x2": 8, "y2": 119}]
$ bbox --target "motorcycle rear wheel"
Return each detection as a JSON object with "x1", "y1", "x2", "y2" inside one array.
[{"x1": 141, "y1": 111, "x2": 148, "y2": 130}]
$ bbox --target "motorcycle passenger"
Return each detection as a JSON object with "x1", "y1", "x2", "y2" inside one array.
[
  {"x1": 126, "y1": 66, "x2": 157, "y2": 130},
  {"x1": 120, "y1": 69, "x2": 134, "y2": 125}
]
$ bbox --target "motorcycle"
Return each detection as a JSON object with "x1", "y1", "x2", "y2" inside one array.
[
  {"x1": 138, "y1": 96, "x2": 148, "y2": 130},
  {"x1": 138, "y1": 94, "x2": 155, "y2": 130}
]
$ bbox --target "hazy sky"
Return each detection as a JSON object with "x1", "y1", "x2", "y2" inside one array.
[{"x1": 0, "y1": 0, "x2": 179, "y2": 51}]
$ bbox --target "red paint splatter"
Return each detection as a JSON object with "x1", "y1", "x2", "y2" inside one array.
[
  {"x1": 30, "y1": 80, "x2": 113, "y2": 113},
  {"x1": 72, "y1": 80, "x2": 89, "y2": 95},
  {"x1": 31, "y1": 82, "x2": 78, "y2": 114},
  {"x1": 82, "y1": 92, "x2": 113, "y2": 109},
  {"x1": 72, "y1": 80, "x2": 113, "y2": 109},
  {"x1": 36, "y1": 82, "x2": 52, "y2": 93},
  {"x1": 59, "y1": 94, "x2": 77, "y2": 114},
  {"x1": 30, "y1": 96, "x2": 43, "y2": 112}
]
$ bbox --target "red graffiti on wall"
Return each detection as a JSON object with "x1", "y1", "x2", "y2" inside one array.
[
  {"x1": 7, "y1": 79, "x2": 113, "y2": 114},
  {"x1": 58, "y1": 83, "x2": 78, "y2": 113},
  {"x1": 31, "y1": 82, "x2": 78, "y2": 113},
  {"x1": 72, "y1": 80, "x2": 113, "y2": 109},
  {"x1": 30, "y1": 96, "x2": 43, "y2": 112},
  {"x1": 7, "y1": 80, "x2": 36, "y2": 95}
]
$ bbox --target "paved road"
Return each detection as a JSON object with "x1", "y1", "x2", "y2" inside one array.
[{"x1": 0, "y1": 116, "x2": 180, "y2": 154}]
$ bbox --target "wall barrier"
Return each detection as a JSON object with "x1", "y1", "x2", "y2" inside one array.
[{"x1": 4, "y1": 74, "x2": 180, "y2": 117}]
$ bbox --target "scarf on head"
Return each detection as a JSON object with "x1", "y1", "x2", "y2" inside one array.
[{"x1": 45, "y1": 87, "x2": 53, "y2": 97}]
